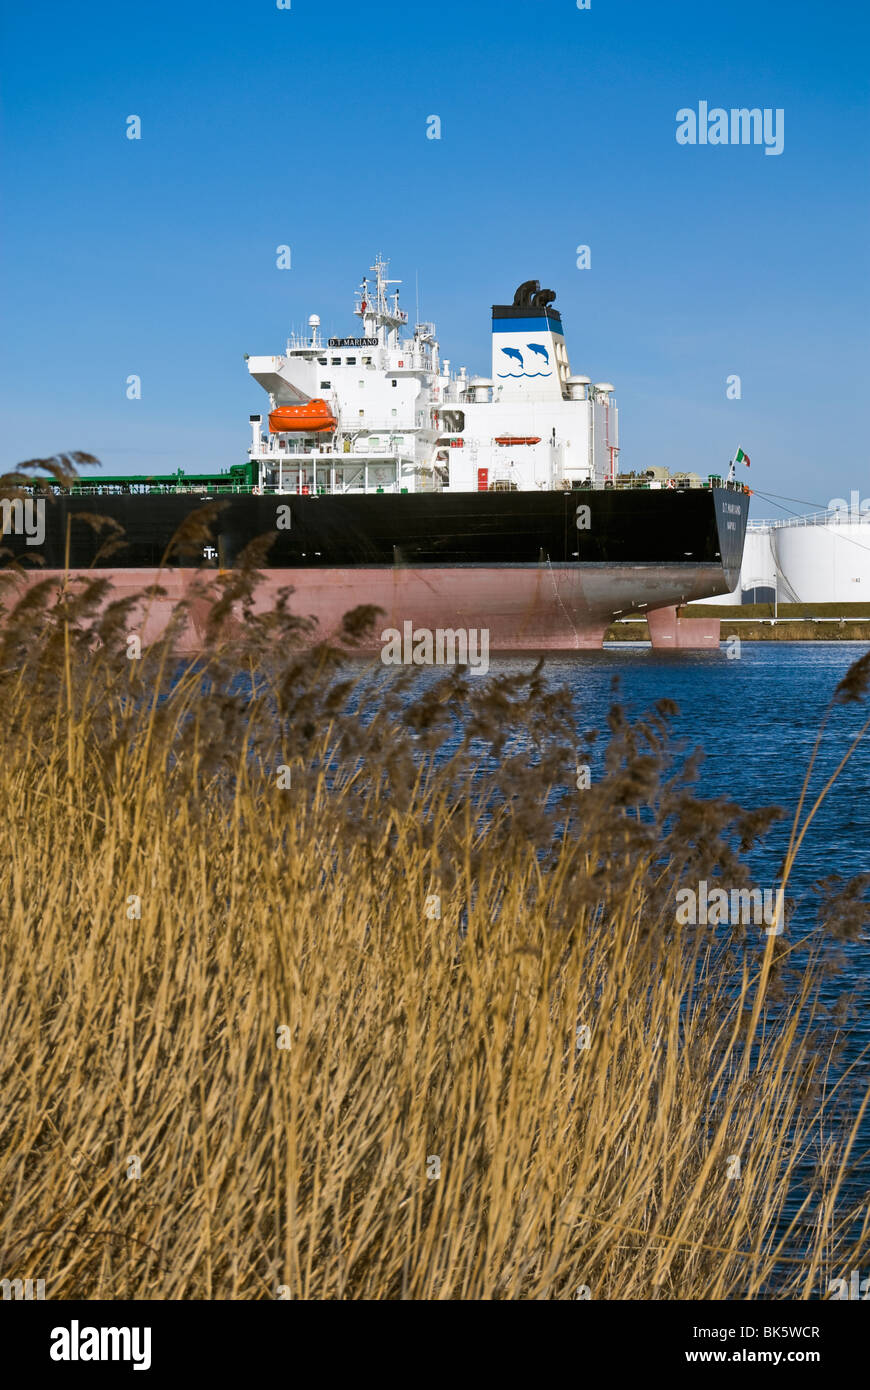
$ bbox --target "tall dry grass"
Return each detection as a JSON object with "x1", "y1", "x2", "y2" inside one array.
[{"x1": 0, "y1": 554, "x2": 868, "y2": 1300}]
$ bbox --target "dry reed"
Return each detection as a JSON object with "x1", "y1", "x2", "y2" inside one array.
[{"x1": 0, "y1": 541, "x2": 868, "y2": 1300}]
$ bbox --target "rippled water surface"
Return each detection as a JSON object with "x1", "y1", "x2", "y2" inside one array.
[
  {"x1": 494, "y1": 641, "x2": 870, "y2": 892},
  {"x1": 494, "y1": 641, "x2": 870, "y2": 1243}
]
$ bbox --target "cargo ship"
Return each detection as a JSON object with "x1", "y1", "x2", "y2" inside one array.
[{"x1": 1, "y1": 257, "x2": 749, "y2": 652}]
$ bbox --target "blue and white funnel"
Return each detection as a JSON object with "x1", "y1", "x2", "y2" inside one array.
[{"x1": 491, "y1": 280, "x2": 570, "y2": 402}]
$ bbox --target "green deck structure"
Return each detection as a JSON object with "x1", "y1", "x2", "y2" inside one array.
[{"x1": 50, "y1": 462, "x2": 258, "y2": 495}]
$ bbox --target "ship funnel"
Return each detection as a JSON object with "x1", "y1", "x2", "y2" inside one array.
[{"x1": 491, "y1": 281, "x2": 569, "y2": 402}]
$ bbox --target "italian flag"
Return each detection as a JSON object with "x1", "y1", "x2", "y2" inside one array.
[{"x1": 735, "y1": 447, "x2": 750, "y2": 468}]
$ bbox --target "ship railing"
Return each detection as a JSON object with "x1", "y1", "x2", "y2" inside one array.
[
  {"x1": 759, "y1": 508, "x2": 870, "y2": 529},
  {"x1": 252, "y1": 444, "x2": 335, "y2": 458},
  {"x1": 573, "y1": 477, "x2": 748, "y2": 493},
  {"x1": 253, "y1": 437, "x2": 418, "y2": 458},
  {"x1": 67, "y1": 483, "x2": 260, "y2": 496}
]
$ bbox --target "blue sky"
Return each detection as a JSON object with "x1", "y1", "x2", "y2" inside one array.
[{"x1": 1, "y1": 0, "x2": 867, "y2": 518}]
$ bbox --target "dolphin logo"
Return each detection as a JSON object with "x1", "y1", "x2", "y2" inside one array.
[
  {"x1": 527, "y1": 343, "x2": 549, "y2": 364},
  {"x1": 501, "y1": 347, "x2": 524, "y2": 367}
]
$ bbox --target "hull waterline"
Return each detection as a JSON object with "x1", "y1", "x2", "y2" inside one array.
[{"x1": 1, "y1": 560, "x2": 735, "y2": 654}]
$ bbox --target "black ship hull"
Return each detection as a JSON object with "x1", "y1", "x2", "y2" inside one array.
[{"x1": 1, "y1": 486, "x2": 749, "y2": 651}]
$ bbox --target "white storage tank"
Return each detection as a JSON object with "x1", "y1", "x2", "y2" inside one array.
[
  {"x1": 773, "y1": 518, "x2": 870, "y2": 603},
  {"x1": 696, "y1": 513, "x2": 870, "y2": 605},
  {"x1": 740, "y1": 525, "x2": 778, "y2": 603},
  {"x1": 696, "y1": 523, "x2": 776, "y2": 604}
]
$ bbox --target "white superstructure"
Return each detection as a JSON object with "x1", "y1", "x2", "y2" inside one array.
[{"x1": 245, "y1": 257, "x2": 619, "y2": 495}]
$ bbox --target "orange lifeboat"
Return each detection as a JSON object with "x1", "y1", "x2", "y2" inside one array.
[
  {"x1": 494, "y1": 435, "x2": 541, "y2": 446},
  {"x1": 269, "y1": 400, "x2": 337, "y2": 434}
]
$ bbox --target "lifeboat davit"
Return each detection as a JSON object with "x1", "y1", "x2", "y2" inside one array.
[
  {"x1": 494, "y1": 435, "x2": 541, "y2": 446},
  {"x1": 269, "y1": 400, "x2": 337, "y2": 434}
]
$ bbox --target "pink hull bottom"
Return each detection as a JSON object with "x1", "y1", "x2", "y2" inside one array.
[
  {"x1": 4, "y1": 566, "x2": 726, "y2": 653},
  {"x1": 646, "y1": 605, "x2": 721, "y2": 650}
]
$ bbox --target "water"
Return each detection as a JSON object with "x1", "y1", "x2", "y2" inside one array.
[
  {"x1": 494, "y1": 643, "x2": 870, "y2": 1225},
  {"x1": 490, "y1": 642, "x2": 870, "y2": 1015},
  {"x1": 358, "y1": 640, "x2": 869, "y2": 940},
  {"x1": 495, "y1": 641, "x2": 870, "y2": 900}
]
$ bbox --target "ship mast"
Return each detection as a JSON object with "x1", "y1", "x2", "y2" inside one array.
[{"x1": 355, "y1": 254, "x2": 408, "y2": 345}]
